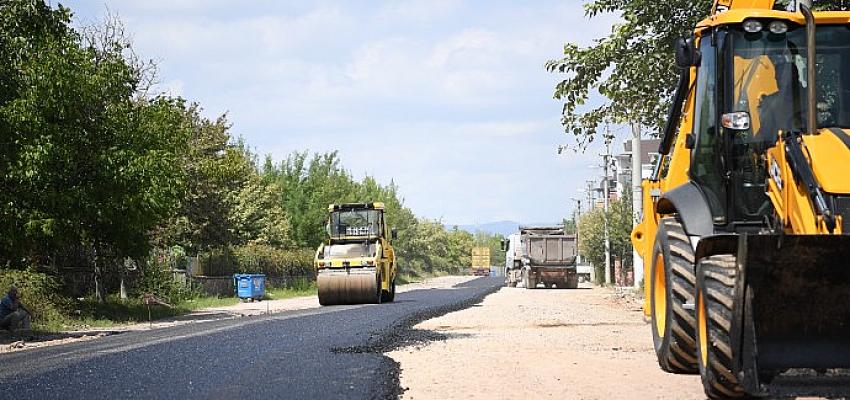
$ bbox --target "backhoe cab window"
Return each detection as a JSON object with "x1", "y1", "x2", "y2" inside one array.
[
  {"x1": 731, "y1": 25, "x2": 850, "y2": 138},
  {"x1": 329, "y1": 210, "x2": 382, "y2": 238},
  {"x1": 691, "y1": 34, "x2": 727, "y2": 220},
  {"x1": 728, "y1": 25, "x2": 850, "y2": 220}
]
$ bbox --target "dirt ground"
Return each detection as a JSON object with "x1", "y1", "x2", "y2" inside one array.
[
  {"x1": 0, "y1": 275, "x2": 476, "y2": 354},
  {"x1": 389, "y1": 284, "x2": 708, "y2": 400}
]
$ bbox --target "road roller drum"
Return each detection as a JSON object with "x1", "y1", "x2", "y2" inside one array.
[{"x1": 317, "y1": 269, "x2": 381, "y2": 305}]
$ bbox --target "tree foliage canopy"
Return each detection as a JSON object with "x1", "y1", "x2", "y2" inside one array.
[
  {"x1": 547, "y1": 0, "x2": 849, "y2": 147},
  {"x1": 0, "y1": 1, "x2": 190, "y2": 264},
  {"x1": 577, "y1": 196, "x2": 634, "y2": 283}
]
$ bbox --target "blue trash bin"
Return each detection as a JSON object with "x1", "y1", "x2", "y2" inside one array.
[{"x1": 234, "y1": 274, "x2": 266, "y2": 301}]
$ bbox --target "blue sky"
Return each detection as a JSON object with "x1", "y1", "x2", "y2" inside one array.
[{"x1": 65, "y1": 0, "x2": 625, "y2": 225}]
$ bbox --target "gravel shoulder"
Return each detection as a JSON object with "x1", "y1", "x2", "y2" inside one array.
[
  {"x1": 388, "y1": 284, "x2": 706, "y2": 400},
  {"x1": 1, "y1": 275, "x2": 477, "y2": 354}
]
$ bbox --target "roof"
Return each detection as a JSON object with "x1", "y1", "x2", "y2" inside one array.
[{"x1": 698, "y1": 10, "x2": 850, "y2": 29}]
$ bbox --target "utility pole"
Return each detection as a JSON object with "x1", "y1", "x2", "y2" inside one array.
[
  {"x1": 603, "y1": 135, "x2": 612, "y2": 286},
  {"x1": 570, "y1": 198, "x2": 582, "y2": 264},
  {"x1": 631, "y1": 122, "x2": 644, "y2": 289}
]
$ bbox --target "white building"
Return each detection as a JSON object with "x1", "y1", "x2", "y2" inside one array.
[{"x1": 613, "y1": 138, "x2": 661, "y2": 200}]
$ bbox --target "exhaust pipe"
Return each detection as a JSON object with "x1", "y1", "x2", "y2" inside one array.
[{"x1": 800, "y1": 2, "x2": 817, "y2": 134}]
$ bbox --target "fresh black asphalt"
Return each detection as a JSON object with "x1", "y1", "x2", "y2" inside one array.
[{"x1": 0, "y1": 277, "x2": 503, "y2": 400}]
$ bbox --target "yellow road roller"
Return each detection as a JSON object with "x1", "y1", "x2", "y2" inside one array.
[{"x1": 315, "y1": 203, "x2": 397, "y2": 305}]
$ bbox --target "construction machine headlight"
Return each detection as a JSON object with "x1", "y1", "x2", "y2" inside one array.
[
  {"x1": 769, "y1": 21, "x2": 789, "y2": 35},
  {"x1": 721, "y1": 112, "x2": 751, "y2": 131},
  {"x1": 743, "y1": 19, "x2": 763, "y2": 33}
]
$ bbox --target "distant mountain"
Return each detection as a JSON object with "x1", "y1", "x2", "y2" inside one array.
[{"x1": 445, "y1": 221, "x2": 520, "y2": 237}]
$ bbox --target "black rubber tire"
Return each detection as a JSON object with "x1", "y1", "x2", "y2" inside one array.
[
  {"x1": 374, "y1": 272, "x2": 383, "y2": 304},
  {"x1": 696, "y1": 255, "x2": 747, "y2": 399},
  {"x1": 523, "y1": 271, "x2": 535, "y2": 289},
  {"x1": 382, "y1": 275, "x2": 396, "y2": 303},
  {"x1": 650, "y1": 217, "x2": 699, "y2": 374},
  {"x1": 566, "y1": 275, "x2": 579, "y2": 289}
]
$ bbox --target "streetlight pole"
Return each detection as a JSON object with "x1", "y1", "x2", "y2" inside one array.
[{"x1": 603, "y1": 140, "x2": 611, "y2": 286}]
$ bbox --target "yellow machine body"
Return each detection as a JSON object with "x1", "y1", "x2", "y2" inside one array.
[
  {"x1": 630, "y1": 0, "x2": 850, "y2": 396},
  {"x1": 632, "y1": 0, "x2": 850, "y2": 314},
  {"x1": 315, "y1": 202, "x2": 397, "y2": 305}
]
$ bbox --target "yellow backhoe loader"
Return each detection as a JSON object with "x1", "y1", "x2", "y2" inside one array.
[
  {"x1": 315, "y1": 203, "x2": 397, "y2": 305},
  {"x1": 631, "y1": 0, "x2": 850, "y2": 397}
]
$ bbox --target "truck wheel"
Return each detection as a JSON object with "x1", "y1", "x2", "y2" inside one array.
[
  {"x1": 696, "y1": 255, "x2": 746, "y2": 399},
  {"x1": 523, "y1": 272, "x2": 535, "y2": 289},
  {"x1": 567, "y1": 276, "x2": 579, "y2": 289},
  {"x1": 650, "y1": 217, "x2": 698, "y2": 374}
]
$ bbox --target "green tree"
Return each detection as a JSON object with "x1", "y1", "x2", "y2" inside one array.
[
  {"x1": 227, "y1": 146, "x2": 291, "y2": 248},
  {"x1": 547, "y1": 0, "x2": 849, "y2": 146},
  {"x1": 577, "y1": 196, "x2": 633, "y2": 284},
  {"x1": 563, "y1": 218, "x2": 577, "y2": 235},
  {"x1": 153, "y1": 107, "x2": 240, "y2": 252},
  {"x1": 0, "y1": 1, "x2": 191, "y2": 302},
  {"x1": 273, "y1": 151, "x2": 359, "y2": 248}
]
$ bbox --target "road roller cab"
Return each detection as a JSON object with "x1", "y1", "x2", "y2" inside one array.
[{"x1": 315, "y1": 203, "x2": 398, "y2": 305}]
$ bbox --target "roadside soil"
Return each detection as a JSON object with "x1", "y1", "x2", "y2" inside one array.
[
  {"x1": 388, "y1": 284, "x2": 707, "y2": 400},
  {"x1": 0, "y1": 275, "x2": 476, "y2": 354}
]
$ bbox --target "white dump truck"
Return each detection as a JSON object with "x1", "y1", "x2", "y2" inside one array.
[{"x1": 503, "y1": 226, "x2": 578, "y2": 289}]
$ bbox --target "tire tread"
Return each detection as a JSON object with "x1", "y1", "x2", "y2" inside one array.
[{"x1": 697, "y1": 255, "x2": 747, "y2": 399}]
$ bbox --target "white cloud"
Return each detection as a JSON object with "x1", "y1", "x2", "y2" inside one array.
[
  {"x1": 155, "y1": 79, "x2": 185, "y2": 97},
  {"x1": 375, "y1": 0, "x2": 461, "y2": 24},
  {"x1": 66, "y1": 0, "x2": 622, "y2": 224}
]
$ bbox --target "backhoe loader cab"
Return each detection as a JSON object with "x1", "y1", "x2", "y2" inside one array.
[{"x1": 631, "y1": 1, "x2": 850, "y2": 398}]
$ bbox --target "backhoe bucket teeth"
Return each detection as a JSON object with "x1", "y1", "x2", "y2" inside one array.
[
  {"x1": 741, "y1": 235, "x2": 850, "y2": 371},
  {"x1": 317, "y1": 268, "x2": 380, "y2": 305}
]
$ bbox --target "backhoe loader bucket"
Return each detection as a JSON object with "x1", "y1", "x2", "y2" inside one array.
[{"x1": 739, "y1": 234, "x2": 850, "y2": 377}]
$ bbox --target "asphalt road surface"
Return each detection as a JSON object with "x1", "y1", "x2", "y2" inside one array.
[{"x1": 0, "y1": 277, "x2": 503, "y2": 400}]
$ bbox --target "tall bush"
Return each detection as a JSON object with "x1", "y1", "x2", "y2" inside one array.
[
  {"x1": 134, "y1": 249, "x2": 198, "y2": 304},
  {"x1": 0, "y1": 268, "x2": 68, "y2": 330}
]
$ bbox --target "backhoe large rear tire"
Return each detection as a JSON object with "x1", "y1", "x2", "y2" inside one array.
[
  {"x1": 650, "y1": 217, "x2": 699, "y2": 374},
  {"x1": 696, "y1": 255, "x2": 747, "y2": 399}
]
